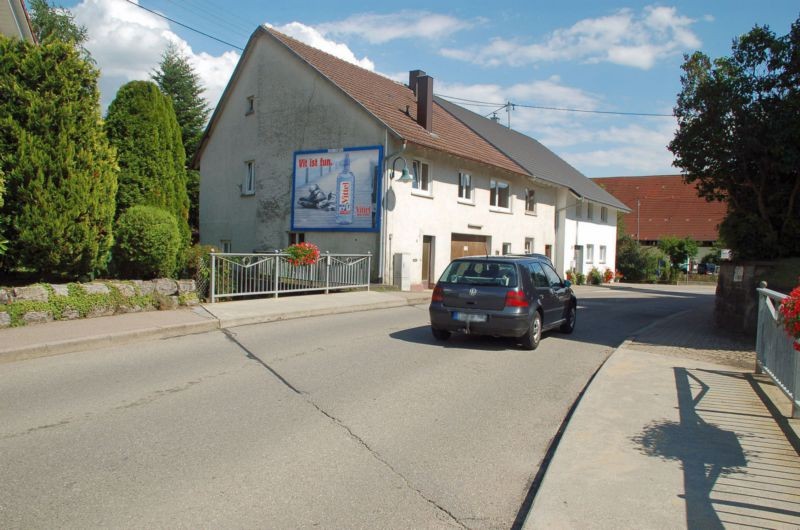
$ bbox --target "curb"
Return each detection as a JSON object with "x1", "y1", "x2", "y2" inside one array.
[
  {"x1": 0, "y1": 294, "x2": 431, "y2": 364},
  {"x1": 216, "y1": 298, "x2": 427, "y2": 329},
  {"x1": 0, "y1": 320, "x2": 220, "y2": 364}
]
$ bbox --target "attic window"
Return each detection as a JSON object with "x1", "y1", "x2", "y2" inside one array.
[{"x1": 246, "y1": 96, "x2": 255, "y2": 115}]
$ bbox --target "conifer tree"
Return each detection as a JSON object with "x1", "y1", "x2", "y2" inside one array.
[
  {"x1": 152, "y1": 44, "x2": 210, "y2": 237},
  {"x1": 105, "y1": 80, "x2": 190, "y2": 250},
  {"x1": 0, "y1": 37, "x2": 117, "y2": 277}
]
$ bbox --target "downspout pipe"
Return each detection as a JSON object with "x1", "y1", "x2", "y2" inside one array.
[{"x1": 379, "y1": 137, "x2": 407, "y2": 283}]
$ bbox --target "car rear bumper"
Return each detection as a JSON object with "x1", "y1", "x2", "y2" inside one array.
[{"x1": 429, "y1": 304, "x2": 532, "y2": 337}]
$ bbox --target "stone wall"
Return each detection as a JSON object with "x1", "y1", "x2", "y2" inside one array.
[
  {"x1": 715, "y1": 260, "x2": 798, "y2": 337},
  {"x1": 0, "y1": 279, "x2": 198, "y2": 328}
]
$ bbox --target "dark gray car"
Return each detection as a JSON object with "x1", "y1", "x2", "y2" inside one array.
[{"x1": 429, "y1": 255, "x2": 576, "y2": 350}]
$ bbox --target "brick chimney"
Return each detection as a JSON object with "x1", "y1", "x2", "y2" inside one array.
[
  {"x1": 416, "y1": 75, "x2": 433, "y2": 131},
  {"x1": 408, "y1": 69, "x2": 425, "y2": 95}
]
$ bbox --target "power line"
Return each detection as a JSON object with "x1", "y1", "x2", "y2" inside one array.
[
  {"x1": 121, "y1": 3, "x2": 675, "y2": 119},
  {"x1": 123, "y1": 0, "x2": 244, "y2": 51},
  {"x1": 438, "y1": 93, "x2": 675, "y2": 118}
]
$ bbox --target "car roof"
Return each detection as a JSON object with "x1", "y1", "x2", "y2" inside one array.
[{"x1": 452, "y1": 254, "x2": 550, "y2": 264}]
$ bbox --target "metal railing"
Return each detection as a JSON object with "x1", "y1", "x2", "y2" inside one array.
[
  {"x1": 756, "y1": 287, "x2": 800, "y2": 418},
  {"x1": 209, "y1": 252, "x2": 371, "y2": 303}
]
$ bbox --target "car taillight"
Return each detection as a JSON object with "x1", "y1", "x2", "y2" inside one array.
[
  {"x1": 504, "y1": 290, "x2": 529, "y2": 308},
  {"x1": 432, "y1": 285, "x2": 444, "y2": 303}
]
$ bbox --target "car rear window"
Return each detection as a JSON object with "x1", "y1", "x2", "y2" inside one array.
[{"x1": 438, "y1": 261, "x2": 518, "y2": 287}]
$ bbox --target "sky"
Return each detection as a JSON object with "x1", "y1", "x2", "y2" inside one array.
[{"x1": 60, "y1": 0, "x2": 799, "y2": 178}]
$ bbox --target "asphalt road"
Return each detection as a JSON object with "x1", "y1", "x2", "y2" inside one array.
[{"x1": 0, "y1": 284, "x2": 715, "y2": 529}]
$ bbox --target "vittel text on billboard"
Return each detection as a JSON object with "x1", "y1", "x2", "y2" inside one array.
[{"x1": 292, "y1": 146, "x2": 382, "y2": 232}]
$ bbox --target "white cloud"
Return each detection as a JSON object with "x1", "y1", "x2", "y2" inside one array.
[
  {"x1": 270, "y1": 22, "x2": 375, "y2": 71},
  {"x1": 71, "y1": 0, "x2": 239, "y2": 111},
  {"x1": 441, "y1": 6, "x2": 700, "y2": 70},
  {"x1": 437, "y1": 77, "x2": 676, "y2": 176},
  {"x1": 318, "y1": 11, "x2": 474, "y2": 44}
]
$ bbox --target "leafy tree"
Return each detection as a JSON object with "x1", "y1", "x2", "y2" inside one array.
[
  {"x1": 616, "y1": 235, "x2": 662, "y2": 283},
  {"x1": 0, "y1": 37, "x2": 117, "y2": 278},
  {"x1": 105, "y1": 80, "x2": 190, "y2": 250},
  {"x1": 0, "y1": 165, "x2": 6, "y2": 256},
  {"x1": 28, "y1": 0, "x2": 91, "y2": 59},
  {"x1": 658, "y1": 236, "x2": 698, "y2": 271},
  {"x1": 669, "y1": 17, "x2": 800, "y2": 259},
  {"x1": 152, "y1": 44, "x2": 210, "y2": 238},
  {"x1": 616, "y1": 210, "x2": 626, "y2": 241}
]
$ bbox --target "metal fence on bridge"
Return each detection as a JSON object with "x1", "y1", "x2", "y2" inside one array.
[
  {"x1": 209, "y1": 252, "x2": 371, "y2": 303},
  {"x1": 756, "y1": 286, "x2": 800, "y2": 418}
]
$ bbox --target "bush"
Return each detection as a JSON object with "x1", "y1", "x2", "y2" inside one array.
[
  {"x1": 575, "y1": 272, "x2": 586, "y2": 285},
  {"x1": 616, "y1": 235, "x2": 662, "y2": 283},
  {"x1": 114, "y1": 206, "x2": 181, "y2": 278},
  {"x1": 588, "y1": 267, "x2": 603, "y2": 285}
]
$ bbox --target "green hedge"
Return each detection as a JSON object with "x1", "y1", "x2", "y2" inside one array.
[{"x1": 114, "y1": 206, "x2": 181, "y2": 278}]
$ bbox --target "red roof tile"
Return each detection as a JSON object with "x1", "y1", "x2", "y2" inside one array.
[
  {"x1": 264, "y1": 27, "x2": 527, "y2": 176},
  {"x1": 593, "y1": 175, "x2": 726, "y2": 242}
]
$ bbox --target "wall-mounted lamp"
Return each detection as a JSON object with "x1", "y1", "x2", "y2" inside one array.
[{"x1": 391, "y1": 156, "x2": 413, "y2": 183}]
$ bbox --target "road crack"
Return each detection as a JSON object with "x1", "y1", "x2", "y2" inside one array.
[
  {"x1": 222, "y1": 328, "x2": 465, "y2": 528},
  {"x1": 305, "y1": 398, "x2": 467, "y2": 529}
]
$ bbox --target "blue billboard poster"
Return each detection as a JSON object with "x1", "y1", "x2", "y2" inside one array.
[{"x1": 291, "y1": 146, "x2": 383, "y2": 232}]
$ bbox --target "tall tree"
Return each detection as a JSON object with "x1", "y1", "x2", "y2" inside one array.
[
  {"x1": 27, "y1": 0, "x2": 91, "y2": 59},
  {"x1": 151, "y1": 44, "x2": 210, "y2": 238},
  {"x1": 0, "y1": 37, "x2": 117, "y2": 278},
  {"x1": 105, "y1": 80, "x2": 190, "y2": 250},
  {"x1": 669, "y1": 17, "x2": 800, "y2": 259}
]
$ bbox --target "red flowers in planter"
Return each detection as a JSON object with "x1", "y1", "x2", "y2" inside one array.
[
  {"x1": 285, "y1": 242, "x2": 320, "y2": 266},
  {"x1": 778, "y1": 285, "x2": 800, "y2": 351}
]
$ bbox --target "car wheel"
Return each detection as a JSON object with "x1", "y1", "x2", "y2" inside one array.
[
  {"x1": 432, "y1": 327, "x2": 451, "y2": 341},
  {"x1": 521, "y1": 311, "x2": 541, "y2": 350},
  {"x1": 560, "y1": 304, "x2": 576, "y2": 334}
]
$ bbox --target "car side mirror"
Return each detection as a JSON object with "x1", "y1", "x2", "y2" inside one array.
[{"x1": 563, "y1": 280, "x2": 572, "y2": 288}]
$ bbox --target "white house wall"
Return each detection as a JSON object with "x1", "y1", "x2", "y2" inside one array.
[
  {"x1": 199, "y1": 30, "x2": 620, "y2": 289},
  {"x1": 199, "y1": 33, "x2": 384, "y2": 257},
  {"x1": 556, "y1": 187, "x2": 618, "y2": 277},
  {"x1": 384, "y1": 145, "x2": 557, "y2": 289}
]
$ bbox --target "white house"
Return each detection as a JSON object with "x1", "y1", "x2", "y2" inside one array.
[
  {"x1": 193, "y1": 26, "x2": 629, "y2": 290},
  {"x1": 0, "y1": 0, "x2": 35, "y2": 43}
]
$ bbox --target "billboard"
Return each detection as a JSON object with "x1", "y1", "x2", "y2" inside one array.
[{"x1": 291, "y1": 146, "x2": 383, "y2": 232}]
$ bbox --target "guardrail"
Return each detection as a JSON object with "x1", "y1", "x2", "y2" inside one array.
[
  {"x1": 209, "y1": 252, "x2": 371, "y2": 303},
  {"x1": 756, "y1": 286, "x2": 800, "y2": 418}
]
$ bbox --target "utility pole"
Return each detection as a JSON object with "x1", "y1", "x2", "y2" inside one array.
[{"x1": 637, "y1": 198, "x2": 641, "y2": 242}]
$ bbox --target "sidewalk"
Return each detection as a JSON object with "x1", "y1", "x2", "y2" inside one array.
[
  {"x1": 0, "y1": 289, "x2": 431, "y2": 364},
  {"x1": 525, "y1": 298, "x2": 800, "y2": 529}
]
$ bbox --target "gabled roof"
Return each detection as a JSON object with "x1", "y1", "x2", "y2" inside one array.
[
  {"x1": 436, "y1": 97, "x2": 629, "y2": 212},
  {"x1": 593, "y1": 175, "x2": 727, "y2": 241},
  {"x1": 262, "y1": 27, "x2": 527, "y2": 176},
  {"x1": 196, "y1": 25, "x2": 627, "y2": 212}
]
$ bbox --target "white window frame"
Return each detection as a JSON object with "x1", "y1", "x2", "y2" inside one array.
[
  {"x1": 243, "y1": 160, "x2": 255, "y2": 195},
  {"x1": 525, "y1": 188, "x2": 537, "y2": 215},
  {"x1": 458, "y1": 171, "x2": 473, "y2": 203},
  {"x1": 525, "y1": 237, "x2": 535, "y2": 254},
  {"x1": 586, "y1": 244, "x2": 594, "y2": 263},
  {"x1": 587, "y1": 202, "x2": 594, "y2": 220},
  {"x1": 489, "y1": 179, "x2": 511, "y2": 212},
  {"x1": 600, "y1": 206, "x2": 608, "y2": 222},
  {"x1": 502, "y1": 242, "x2": 512, "y2": 255},
  {"x1": 411, "y1": 159, "x2": 432, "y2": 196},
  {"x1": 221, "y1": 240, "x2": 232, "y2": 253},
  {"x1": 599, "y1": 245, "x2": 607, "y2": 263}
]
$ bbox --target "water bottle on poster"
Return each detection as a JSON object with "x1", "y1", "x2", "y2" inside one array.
[{"x1": 336, "y1": 153, "x2": 355, "y2": 224}]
